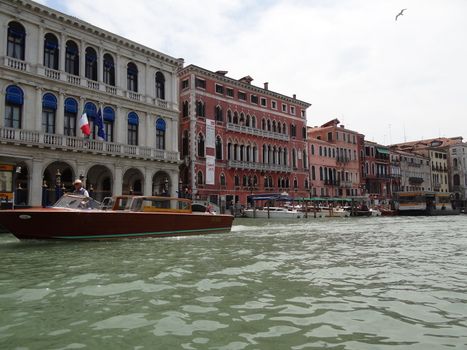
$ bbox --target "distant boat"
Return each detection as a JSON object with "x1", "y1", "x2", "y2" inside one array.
[
  {"x1": 396, "y1": 191, "x2": 460, "y2": 216},
  {"x1": 0, "y1": 194, "x2": 234, "y2": 240},
  {"x1": 243, "y1": 206, "x2": 303, "y2": 219}
]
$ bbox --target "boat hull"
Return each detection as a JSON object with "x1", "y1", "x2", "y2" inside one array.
[
  {"x1": 243, "y1": 208, "x2": 303, "y2": 219},
  {"x1": 0, "y1": 208, "x2": 234, "y2": 240}
]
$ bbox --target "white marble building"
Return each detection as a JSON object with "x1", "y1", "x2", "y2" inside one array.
[{"x1": 0, "y1": 0, "x2": 183, "y2": 206}]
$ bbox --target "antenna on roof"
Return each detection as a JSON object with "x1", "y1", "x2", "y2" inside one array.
[{"x1": 403, "y1": 124, "x2": 407, "y2": 142}]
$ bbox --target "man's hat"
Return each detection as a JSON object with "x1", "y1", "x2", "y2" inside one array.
[{"x1": 73, "y1": 179, "x2": 82, "y2": 185}]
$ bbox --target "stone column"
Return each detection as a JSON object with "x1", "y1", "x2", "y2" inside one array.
[
  {"x1": 56, "y1": 92, "x2": 64, "y2": 134},
  {"x1": 30, "y1": 158, "x2": 44, "y2": 206},
  {"x1": 144, "y1": 167, "x2": 153, "y2": 196},
  {"x1": 114, "y1": 165, "x2": 123, "y2": 196},
  {"x1": 60, "y1": 33, "x2": 66, "y2": 72},
  {"x1": 0, "y1": 91, "x2": 4, "y2": 128},
  {"x1": 0, "y1": 22, "x2": 7, "y2": 57},
  {"x1": 115, "y1": 54, "x2": 121, "y2": 90},
  {"x1": 35, "y1": 87, "x2": 42, "y2": 131},
  {"x1": 145, "y1": 112, "x2": 151, "y2": 147},
  {"x1": 98, "y1": 46, "x2": 103, "y2": 83},
  {"x1": 80, "y1": 41, "x2": 86, "y2": 80},
  {"x1": 115, "y1": 106, "x2": 124, "y2": 144},
  {"x1": 37, "y1": 26, "x2": 44, "y2": 66}
]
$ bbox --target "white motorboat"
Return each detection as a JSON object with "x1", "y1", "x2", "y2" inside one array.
[
  {"x1": 243, "y1": 207, "x2": 303, "y2": 219},
  {"x1": 319, "y1": 206, "x2": 351, "y2": 217}
]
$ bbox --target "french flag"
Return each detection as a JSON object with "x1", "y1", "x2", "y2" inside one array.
[{"x1": 79, "y1": 111, "x2": 91, "y2": 137}]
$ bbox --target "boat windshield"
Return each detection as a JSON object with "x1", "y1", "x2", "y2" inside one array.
[{"x1": 53, "y1": 194, "x2": 102, "y2": 209}]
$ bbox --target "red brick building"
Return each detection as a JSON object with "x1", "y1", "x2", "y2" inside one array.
[
  {"x1": 362, "y1": 140, "x2": 391, "y2": 201},
  {"x1": 178, "y1": 65, "x2": 311, "y2": 211}
]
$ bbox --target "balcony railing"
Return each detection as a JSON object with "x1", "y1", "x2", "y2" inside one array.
[
  {"x1": 44, "y1": 67, "x2": 60, "y2": 80},
  {"x1": 226, "y1": 123, "x2": 290, "y2": 141},
  {"x1": 67, "y1": 74, "x2": 81, "y2": 86},
  {"x1": 0, "y1": 127, "x2": 179, "y2": 163},
  {"x1": 4, "y1": 57, "x2": 29, "y2": 71},
  {"x1": 127, "y1": 91, "x2": 141, "y2": 101},
  {"x1": 228, "y1": 159, "x2": 293, "y2": 172}
]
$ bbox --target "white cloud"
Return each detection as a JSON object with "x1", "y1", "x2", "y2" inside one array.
[{"x1": 44, "y1": 0, "x2": 467, "y2": 144}]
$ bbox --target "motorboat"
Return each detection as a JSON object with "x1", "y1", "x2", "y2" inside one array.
[
  {"x1": 319, "y1": 206, "x2": 351, "y2": 218},
  {"x1": 0, "y1": 194, "x2": 234, "y2": 240},
  {"x1": 243, "y1": 206, "x2": 303, "y2": 219}
]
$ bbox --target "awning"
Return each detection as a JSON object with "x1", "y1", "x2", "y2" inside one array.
[{"x1": 376, "y1": 147, "x2": 389, "y2": 154}]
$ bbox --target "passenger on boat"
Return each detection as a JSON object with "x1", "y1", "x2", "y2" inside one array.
[{"x1": 73, "y1": 179, "x2": 89, "y2": 198}]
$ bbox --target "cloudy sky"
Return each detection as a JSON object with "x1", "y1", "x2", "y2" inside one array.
[{"x1": 39, "y1": 0, "x2": 467, "y2": 145}]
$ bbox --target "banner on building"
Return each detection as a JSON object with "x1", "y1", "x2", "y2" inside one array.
[
  {"x1": 206, "y1": 155, "x2": 215, "y2": 185},
  {"x1": 206, "y1": 119, "x2": 215, "y2": 149}
]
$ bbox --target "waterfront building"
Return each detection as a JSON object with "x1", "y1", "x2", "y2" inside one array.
[
  {"x1": 395, "y1": 150, "x2": 431, "y2": 192},
  {"x1": 178, "y1": 65, "x2": 311, "y2": 211},
  {"x1": 362, "y1": 141, "x2": 391, "y2": 201},
  {"x1": 388, "y1": 149, "x2": 401, "y2": 194},
  {"x1": 308, "y1": 119, "x2": 364, "y2": 197},
  {"x1": 393, "y1": 137, "x2": 467, "y2": 208},
  {"x1": 308, "y1": 136, "x2": 337, "y2": 197},
  {"x1": 0, "y1": 0, "x2": 183, "y2": 206}
]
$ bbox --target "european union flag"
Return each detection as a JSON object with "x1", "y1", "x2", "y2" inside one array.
[{"x1": 96, "y1": 107, "x2": 106, "y2": 141}]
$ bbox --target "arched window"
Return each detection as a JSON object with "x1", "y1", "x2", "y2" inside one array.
[
  {"x1": 302, "y1": 127, "x2": 307, "y2": 139},
  {"x1": 156, "y1": 118, "x2": 166, "y2": 150},
  {"x1": 262, "y1": 118, "x2": 266, "y2": 130},
  {"x1": 283, "y1": 123, "x2": 287, "y2": 134},
  {"x1": 127, "y1": 112, "x2": 139, "y2": 145},
  {"x1": 85, "y1": 47, "x2": 97, "y2": 81},
  {"x1": 197, "y1": 171, "x2": 204, "y2": 185},
  {"x1": 239, "y1": 113, "x2": 245, "y2": 125},
  {"x1": 5, "y1": 85, "x2": 24, "y2": 128},
  {"x1": 242, "y1": 175, "x2": 248, "y2": 187},
  {"x1": 196, "y1": 101, "x2": 205, "y2": 117},
  {"x1": 44, "y1": 33, "x2": 59, "y2": 70},
  {"x1": 155, "y1": 71, "x2": 165, "y2": 99},
  {"x1": 233, "y1": 112, "x2": 238, "y2": 124},
  {"x1": 182, "y1": 101, "x2": 189, "y2": 118},
  {"x1": 311, "y1": 166, "x2": 316, "y2": 180},
  {"x1": 64, "y1": 97, "x2": 78, "y2": 136},
  {"x1": 182, "y1": 130, "x2": 189, "y2": 156},
  {"x1": 294, "y1": 178, "x2": 298, "y2": 189},
  {"x1": 127, "y1": 62, "x2": 138, "y2": 92},
  {"x1": 319, "y1": 167, "x2": 323, "y2": 181},
  {"x1": 235, "y1": 175, "x2": 240, "y2": 187},
  {"x1": 303, "y1": 150, "x2": 308, "y2": 169},
  {"x1": 220, "y1": 173, "x2": 226, "y2": 186},
  {"x1": 216, "y1": 136, "x2": 223, "y2": 160},
  {"x1": 253, "y1": 145, "x2": 257, "y2": 162},
  {"x1": 453, "y1": 174, "x2": 460, "y2": 186},
  {"x1": 246, "y1": 115, "x2": 251, "y2": 127},
  {"x1": 197, "y1": 133, "x2": 205, "y2": 157},
  {"x1": 227, "y1": 110, "x2": 232, "y2": 123},
  {"x1": 267, "y1": 119, "x2": 271, "y2": 131},
  {"x1": 292, "y1": 149, "x2": 297, "y2": 168},
  {"x1": 272, "y1": 121, "x2": 277, "y2": 133},
  {"x1": 103, "y1": 54, "x2": 115, "y2": 86},
  {"x1": 103, "y1": 106, "x2": 115, "y2": 142},
  {"x1": 42, "y1": 93, "x2": 57, "y2": 133},
  {"x1": 7, "y1": 22, "x2": 25, "y2": 60},
  {"x1": 65, "y1": 40, "x2": 79, "y2": 75},
  {"x1": 311, "y1": 144, "x2": 315, "y2": 155},
  {"x1": 215, "y1": 106, "x2": 223, "y2": 122},
  {"x1": 252, "y1": 116, "x2": 257, "y2": 128}
]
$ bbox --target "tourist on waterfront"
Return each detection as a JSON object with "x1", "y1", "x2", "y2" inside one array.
[{"x1": 73, "y1": 179, "x2": 89, "y2": 197}]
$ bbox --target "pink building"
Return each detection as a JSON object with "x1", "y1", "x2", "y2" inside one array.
[{"x1": 308, "y1": 119, "x2": 364, "y2": 197}]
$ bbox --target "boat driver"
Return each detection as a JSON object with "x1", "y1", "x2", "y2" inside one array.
[{"x1": 73, "y1": 179, "x2": 90, "y2": 197}]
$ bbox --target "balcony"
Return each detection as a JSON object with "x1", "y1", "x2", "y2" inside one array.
[
  {"x1": 44, "y1": 67, "x2": 61, "y2": 80},
  {"x1": 0, "y1": 127, "x2": 179, "y2": 163},
  {"x1": 4, "y1": 57, "x2": 29, "y2": 72},
  {"x1": 105, "y1": 84, "x2": 117, "y2": 95},
  {"x1": 408, "y1": 176, "x2": 424, "y2": 184},
  {"x1": 226, "y1": 123, "x2": 290, "y2": 141},
  {"x1": 67, "y1": 74, "x2": 81, "y2": 86},
  {"x1": 228, "y1": 159, "x2": 293, "y2": 172},
  {"x1": 126, "y1": 91, "x2": 141, "y2": 101},
  {"x1": 339, "y1": 180, "x2": 352, "y2": 188},
  {"x1": 86, "y1": 79, "x2": 100, "y2": 90}
]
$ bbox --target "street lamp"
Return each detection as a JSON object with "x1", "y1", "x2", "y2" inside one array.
[{"x1": 55, "y1": 169, "x2": 62, "y2": 201}]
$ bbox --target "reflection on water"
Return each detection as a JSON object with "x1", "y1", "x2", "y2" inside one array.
[{"x1": 1, "y1": 216, "x2": 467, "y2": 349}]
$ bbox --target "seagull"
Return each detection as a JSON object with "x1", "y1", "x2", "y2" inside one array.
[{"x1": 395, "y1": 8, "x2": 407, "y2": 21}]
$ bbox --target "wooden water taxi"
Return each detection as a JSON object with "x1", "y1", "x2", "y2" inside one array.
[{"x1": 0, "y1": 194, "x2": 234, "y2": 240}]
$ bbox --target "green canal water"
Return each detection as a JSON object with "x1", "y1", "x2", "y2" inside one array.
[{"x1": 1, "y1": 216, "x2": 467, "y2": 349}]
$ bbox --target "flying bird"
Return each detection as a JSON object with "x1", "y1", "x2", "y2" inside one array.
[{"x1": 395, "y1": 8, "x2": 407, "y2": 21}]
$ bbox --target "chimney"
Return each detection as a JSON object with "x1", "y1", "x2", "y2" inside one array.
[
  {"x1": 293, "y1": 94, "x2": 296, "y2": 99},
  {"x1": 215, "y1": 70, "x2": 228, "y2": 76},
  {"x1": 239, "y1": 75, "x2": 253, "y2": 84},
  {"x1": 264, "y1": 82, "x2": 269, "y2": 90}
]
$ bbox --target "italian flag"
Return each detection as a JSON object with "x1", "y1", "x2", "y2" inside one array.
[{"x1": 79, "y1": 111, "x2": 91, "y2": 136}]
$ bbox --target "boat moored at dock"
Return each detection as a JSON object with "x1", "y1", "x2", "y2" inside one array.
[{"x1": 396, "y1": 191, "x2": 460, "y2": 216}]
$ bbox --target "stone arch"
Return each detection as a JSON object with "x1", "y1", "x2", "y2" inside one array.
[
  {"x1": 122, "y1": 167, "x2": 144, "y2": 195},
  {"x1": 42, "y1": 160, "x2": 75, "y2": 204},
  {"x1": 152, "y1": 171, "x2": 171, "y2": 196},
  {"x1": 86, "y1": 164, "x2": 113, "y2": 201}
]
